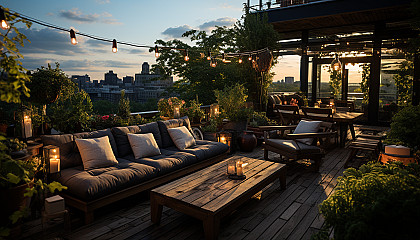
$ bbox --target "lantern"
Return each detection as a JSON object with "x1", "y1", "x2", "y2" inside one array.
[
  {"x1": 21, "y1": 109, "x2": 32, "y2": 140},
  {"x1": 331, "y1": 54, "x2": 341, "y2": 71},
  {"x1": 217, "y1": 131, "x2": 232, "y2": 146},
  {"x1": 43, "y1": 145, "x2": 61, "y2": 174},
  {"x1": 173, "y1": 103, "x2": 181, "y2": 119},
  {"x1": 209, "y1": 104, "x2": 219, "y2": 118}
]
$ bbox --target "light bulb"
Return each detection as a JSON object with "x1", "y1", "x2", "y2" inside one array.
[
  {"x1": 184, "y1": 50, "x2": 189, "y2": 61},
  {"x1": 155, "y1": 45, "x2": 160, "y2": 58},
  {"x1": 69, "y1": 29, "x2": 77, "y2": 45},
  {"x1": 207, "y1": 50, "x2": 211, "y2": 60},
  {"x1": 0, "y1": 8, "x2": 9, "y2": 30},
  {"x1": 248, "y1": 55, "x2": 252, "y2": 61},
  {"x1": 239, "y1": 58, "x2": 243, "y2": 63},
  {"x1": 112, "y1": 39, "x2": 117, "y2": 53},
  {"x1": 222, "y1": 53, "x2": 226, "y2": 63}
]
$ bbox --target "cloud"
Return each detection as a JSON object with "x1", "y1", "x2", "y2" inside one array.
[
  {"x1": 59, "y1": 9, "x2": 99, "y2": 23},
  {"x1": 59, "y1": 8, "x2": 122, "y2": 25},
  {"x1": 17, "y1": 28, "x2": 87, "y2": 56},
  {"x1": 198, "y1": 17, "x2": 236, "y2": 32},
  {"x1": 95, "y1": 0, "x2": 110, "y2": 4},
  {"x1": 161, "y1": 25, "x2": 193, "y2": 38}
]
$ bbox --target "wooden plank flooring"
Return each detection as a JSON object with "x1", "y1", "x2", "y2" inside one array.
[{"x1": 22, "y1": 146, "x2": 351, "y2": 240}]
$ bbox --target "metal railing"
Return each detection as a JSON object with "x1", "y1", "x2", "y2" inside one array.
[{"x1": 246, "y1": 0, "x2": 330, "y2": 12}]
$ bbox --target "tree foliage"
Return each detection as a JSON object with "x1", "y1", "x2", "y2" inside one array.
[
  {"x1": 0, "y1": 7, "x2": 32, "y2": 103},
  {"x1": 385, "y1": 105, "x2": 420, "y2": 148},
  {"x1": 393, "y1": 60, "x2": 413, "y2": 106},
  {"x1": 117, "y1": 90, "x2": 131, "y2": 119},
  {"x1": 360, "y1": 63, "x2": 370, "y2": 105},
  {"x1": 153, "y1": 12, "x2": 281, "y2": 109}
]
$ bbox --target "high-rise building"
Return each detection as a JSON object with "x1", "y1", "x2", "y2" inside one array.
[
  {"x1": 71, "y1": 74, "x2": 90, "y2": 91},
  {"x1": 285, "y1": 76, "x2": 294, "y2": 84},
  {"x1": 141, "y1": 62, "x2": 150, "y2": 74},
  {"x1": 123, "y1": 76, "x2": 134, "y2": 84},
  {"x1": 104, "y1": 70, "x2": 118, "y2": 85}
]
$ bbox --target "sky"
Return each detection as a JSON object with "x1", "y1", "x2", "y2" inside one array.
[{"x1": 0, "y1": 0, "x2": 370, "y2": 84}]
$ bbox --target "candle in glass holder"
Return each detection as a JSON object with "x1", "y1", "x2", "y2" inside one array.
[
  {"x1": 23, "y1": 115, "x2": 32, "y2": 138},
  {"x1": 227, "y1": 159, "x2": 236, "y2": 175},
  {"x1": 236, "y1": 160, "x2": 244, "y2": 176},
  {"x1": 50, "y1": 158, "x2": 60, "y2": 173}
]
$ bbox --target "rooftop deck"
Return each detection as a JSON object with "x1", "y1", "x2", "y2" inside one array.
[{"x1": 21, "y1": 144, "x2": 356, "y2": 240}]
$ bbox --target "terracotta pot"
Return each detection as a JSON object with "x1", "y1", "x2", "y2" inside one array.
[
  {"x1": 237, "y1": 131, "x2": 257, "y2": 152},
  {"x1": 0, "y1": 182, "x2": 32, "y2": 227}
]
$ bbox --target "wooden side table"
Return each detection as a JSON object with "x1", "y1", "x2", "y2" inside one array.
[{"x1": 41, "y1": 209, "x2": 70, "y2": 233}]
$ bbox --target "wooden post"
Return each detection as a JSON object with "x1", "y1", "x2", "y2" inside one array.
[
  {"x1": 300, "y1": 30, "x2": 309, "y2": 97},
  {"x1": 311, "y1": 56, "x2": 319, "y2": 106},
  {"x1": 413, "y1": 52, "x2": 420, "y2": 106},
  {"x1": 368, "y1": 23, "x2": 384, "y2": 124}
]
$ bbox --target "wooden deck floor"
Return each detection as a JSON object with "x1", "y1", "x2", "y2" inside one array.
[{"x1": 22, "y1": 146, "x2": 352, "y2": 240}]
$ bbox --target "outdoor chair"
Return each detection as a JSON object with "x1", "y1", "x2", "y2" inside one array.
[
  {"x1": 262, "y1": 120, "x2": 337, "y2": 171},
  {"x1": 275, "y1": 105, "x2": 300, "y2": 125},
  {"x1": 301, "y1": 107, "x2": 333, "y2": 121},
  {"x1": 335, "y1": 100, "x2": 355, "y2": 112}
]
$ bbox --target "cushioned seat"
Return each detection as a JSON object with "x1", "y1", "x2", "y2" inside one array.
[
  {"x1": 166, "y1": 140, "x2": 229, "y2": 161},
  {"x1": 54, "y1": 158, "x2": 157, "y2": 201},
  {"x1": 123, "y1": 149, "x2": 198, "y2": 174},
  {"x1": 265, "y1": 139, "x2": 321, "y2": 154}
]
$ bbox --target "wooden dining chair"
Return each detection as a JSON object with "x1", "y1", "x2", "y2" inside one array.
[
  {"x1": 275, "y1": 105, "x2": 300, "y2": 125},
  {"x1": 301, "y1": 107, "x2": 333, "y2": 122}
]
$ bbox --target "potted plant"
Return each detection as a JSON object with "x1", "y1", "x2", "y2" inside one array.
[
  {"x1": 157, "y1": 97, "x2": 185, "y2": 119},
  {"x1": 201, "y1": 116, "x2": 223, "y2": 141},
  {"x1": 182, "y1": 100, "x2": 205, "y2": 123},
  {"x1": 0, "y1": 136, "x2": 67, "y2": 238}
]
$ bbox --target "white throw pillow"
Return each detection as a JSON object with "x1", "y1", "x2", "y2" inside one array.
[
  {"x1": 167, "y1": 126, "x2": 196, "y2": 150},
  {"x1": 293, "y1": 120, "x2": 322, "y2": 145},
  {"x1": 127, "y1": 133, "x2": 161, "y2": 159},
  {"x1": 75, "y1": 136, "x2": 118, "y2": 170}
]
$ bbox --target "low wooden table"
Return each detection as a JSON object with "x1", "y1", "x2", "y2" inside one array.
[{"x1": 150, "y1": 156, "x2": 286, "y2": 240}]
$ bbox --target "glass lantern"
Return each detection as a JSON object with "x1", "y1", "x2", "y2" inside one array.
[
  {"x1": 21, "y1": 109, "x2": 32, "y2": 140},
  {"x1": 209, "y1": 104, "x2": 219, "y2": 118},
  {"x1": 227, "y1": 157, "x2": 247, "y2": 180},
  {"x1": 43, "y1": 145, "x2": 60, "y2": 174},
  {"x1": 173, "y1": 103, "x2": 181, "y2": 119}
]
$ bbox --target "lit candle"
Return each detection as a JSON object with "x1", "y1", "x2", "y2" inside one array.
[
  {"x1": 236, "y1": 160, "x2": 243, "y2": 176},
  {"x1": 228, "y1": 165, "x2": 235, "y2": 175},
  {"x1": 50, "y1": 158, "x2": 60, "y2": 173},
  {"x1": 23, "y1": 115, "x2": 32, "y2": 138},
  {"x1": 220, "y1": 136, "x2": 226, "y2": 144}
]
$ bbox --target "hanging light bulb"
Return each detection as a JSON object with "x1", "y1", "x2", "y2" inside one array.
[
  {"x1": 248, "y1": 55, "x2": 252, "y2": 61},
  {"x1": 0, "y1": 7, "x2": 9, "y2": 30},
  {"x1": 238, "y1": 58, "x2": 243, "y2": 64},
  {"x1": 331, "y1": 53, "x2": 341, "y2": 71},
  {"x1": 112, "y1": 39, "x2": 117, "y2": 53},
  {"x1": 207, "y1": 50, "x2": 211, "y2": 60},
  {"x1": 210, "y1": 57, "x2": 217, "y2": 67},
  {"x1": 155, "y1": 45, "x2": 160, "y2": 58},
  {"x1": 184, "y1": 50, "x2": 189, "y2": 61},
  {"x1": 69, "y1": 29, "x2": 77, "y2": 45},
  {"x1": 222, "y1": 53, "x2": 226, "y2": 63}
]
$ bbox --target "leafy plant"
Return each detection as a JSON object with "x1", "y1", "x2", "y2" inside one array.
[
  {"x1": 393, "y1": 60, "x2": 413, "y2": 106},
  {"x1": 384, "y1": 105, "x2": 420, "y2": 149},
  {"x1": 117, "y1": 90, "x2": 131, "y2": 120},
  {"x1": 359, "y1": 63, "x2": 370, "y2": 105},
  {"x1": 49, "y1": 90, "x2": 93, "y2": 133},
  {"x1": 215, "y1": 83, "x2": 252, "y2": 122},
  {"x1": 249, "y1": 111, "x2": 276, "y2": 127},
  {"x1": 0, "y1": 7, "x2": 32, "y2": 103},
  {"x1": 2, "y1": 138, "x2": 26, "y2": 155},
  {"x1": 182, "y1": 99, "x2": 205, "y2": 121},
  {"x1": 157, "y1": 97, "x2": 185, "y2": 118},
  {"x1": 325, "y1": 66, "x2": 342, "y2": 99},
  {"x1": 319, "y1": 162, "x2": 420, "y2": 240}
]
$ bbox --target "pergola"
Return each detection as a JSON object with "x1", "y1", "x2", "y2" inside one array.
[{"x1": 249, "y1": 0, "x2": 419, "y2": 123}]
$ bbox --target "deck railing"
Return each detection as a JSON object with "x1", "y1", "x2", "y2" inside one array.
[{"x1": 246, "y1": 0, "x2": 331, "y2": 12}]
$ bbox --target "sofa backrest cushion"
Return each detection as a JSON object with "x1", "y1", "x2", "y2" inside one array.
[
  {"x1": 157, "y1": 118, "x2": 191, "y2": 148},
  {"x1": 139, "y1": 122, "x2": 162, "y2": 148},
  {"x1": 73, "y1": 129, "x2": 119, "y2": 157},
  {"x1": 111, "y1": 126, "x2": 141, "y2": 157},
  {"x1": 75, "y1": 135, "x2": 118, "y2": 170},
  {"x1": 41, "y1": 134, "x2": 80, "y2": 169}
]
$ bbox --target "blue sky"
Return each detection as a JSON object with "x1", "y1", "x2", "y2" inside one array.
[{"x1": 0, "y1": 0, "x2": 301, "y2": 81}]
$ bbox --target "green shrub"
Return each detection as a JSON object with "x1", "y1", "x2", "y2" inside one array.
[
  {"x1": 215, "y1": 83, "x2": 251, "y2": 122},
  {"x1": 319, "y1": 162, "x2": 420, "y2": 240},
  {"x1": 385, "y1": 105, "x2": 420, "y2": 148}
]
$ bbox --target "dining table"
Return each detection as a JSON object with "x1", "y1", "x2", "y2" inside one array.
[{"x1": 299, "y1": 110, "x2": 364, "y2": 147}]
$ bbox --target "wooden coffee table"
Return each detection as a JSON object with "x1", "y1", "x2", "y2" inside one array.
[{"x1": 150, "y1": 156, "x2": 286, "y2": 240}]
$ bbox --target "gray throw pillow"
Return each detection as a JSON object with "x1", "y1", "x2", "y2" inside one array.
[
  {"x1": 75, "y1": 136, "x2": 118, "y2": 170},
  {"x1": 293, "y1": 120, "x2": 322, "y2": 145},
  {"x1": 167, "y1": 126, "x2": 196, "y2": 150},
  {"x1": 127, "y1": 133, "x2": 161, "y2": 159}
]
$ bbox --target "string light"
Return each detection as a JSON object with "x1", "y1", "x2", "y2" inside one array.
[
  {"x1": 238, "y1": 58, "x2": 243, "y2": 63},
  {"x1": 207, "y1": 50, "x2": 211, "y2": 60},
  {"x1": 0, "y1": 7, "x2": 9, "y2": 30},
  {"x1": 210, "y1": 57, "x2": 217, "y2": 67},
  {"x1": 69, "y1": 29, "x2": 77, "y2": 45},
  {"x1": 248, "y1": 55, "x2": 252, "y2": 61},
  {"x1": 222, "y1": 53, "x2": 226, "y2": 63},
  {"x1": 331, "y1": 53, "x2": 341, "y2": 71},
  {"x1": 155, "y1": 45, "x2": 160, "y2": 58},
  {"x1": 184, "y1": 50, "x2": 189, "y2": 61},
  {"x1": 112, "y1": 39, "x2": 117, "y2": 53}
]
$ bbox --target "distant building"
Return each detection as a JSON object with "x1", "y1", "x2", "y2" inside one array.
[
  {"x1": 285, "y1": 76, "x2": 294, "y2": 84},
  {"x1": 71, "y1": 74, "x2": 90, "y2": 91},
  {"x1": 141, "y1": 62, "x2": 150, "y2": 74},
  {"x1": 123, "y1": 76, "x2": 134, "y2": 85},
  {"x1": 104, "y1": 70, "x2": 118, "y2": 85}
]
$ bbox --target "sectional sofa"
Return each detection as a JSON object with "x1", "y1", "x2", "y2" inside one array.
[{"x1": 41, "y1": 118, "x2": 229, "y2": 224}]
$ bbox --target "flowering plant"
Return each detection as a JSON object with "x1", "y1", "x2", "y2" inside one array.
[
  {"x1": 158, "y1": 97, "x2": 185, "y2": 118},
  {"x1": 182, "y1": 100, "x2": 205, "y2": 122}
]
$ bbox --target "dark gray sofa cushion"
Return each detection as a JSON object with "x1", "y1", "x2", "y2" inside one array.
[
  {"x1": 41, "y1": 134, "x2": 80, "y2": 169},
  {"x1": 139, "y1": 122, "x2": 162, "y2": 148},
  {"x1": 123, "y1": 149, "x2": 197, "y2": 174},
  {"x1": 157, "y1": 118, "x2": 192, "y2": 148},
  {"x1": 265, "y1": 139, "x2": 320, "y2": 154},
  {"x1": 54, "y1": 158, "x2": 157, "y2": 201},
  {"x1": 73, "y1": 129, "x2": 119, "y2": 157},
  {"x1": 111, "y1": 126, "x2": 141, "y2": 157},
  {"x1": 165, "y1": 140, "x2": 229, "y2": 161}
]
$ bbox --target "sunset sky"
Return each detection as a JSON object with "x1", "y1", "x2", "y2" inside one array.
[{"x1": 0, "y1": 0, "x2": 369, "y2": 83}]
